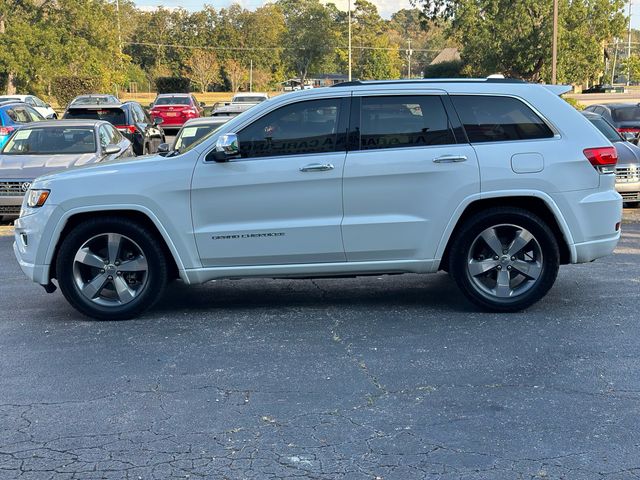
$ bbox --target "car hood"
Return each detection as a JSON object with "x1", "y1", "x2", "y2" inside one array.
[
  {"x1": 31, "y1": 152, "x2": 169, "y2": 187},
  {"x1": 0, "y1": 153, "x2": 103, "y2": 179},
  {"x1": 614, "y1": 141, "x2": 640, "y2": 166}
]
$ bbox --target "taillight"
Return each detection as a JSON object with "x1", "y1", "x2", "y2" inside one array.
[
  {"x1": 116, "y1": 125, "x2": 137, "y2": 134},
  {"x1": 617, "y1": 127, "x2": 640, "y2": 134},
  {"x1": 583, "y1": 146, "x2": 617, "y2": 174},
  {"x1": 0, "y1": 126, "x2": 15, "y2": 136}
]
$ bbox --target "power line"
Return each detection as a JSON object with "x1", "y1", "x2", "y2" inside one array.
[{"x1": 125, "y1": 41, "x2": 441, "y2": 53}]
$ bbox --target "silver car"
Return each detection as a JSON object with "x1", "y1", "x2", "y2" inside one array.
[
  {"x1": 158, "y1": 116, "x2": 230, "y2": 155},
  {"x1": 583, "y1": 111, "x2": 640, "y2": 207},
  {"x1": 0, "y1": 120, "x2": 133, "y2": 220}
]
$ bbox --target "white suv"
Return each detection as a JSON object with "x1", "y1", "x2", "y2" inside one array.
[{"x1": 13, "y1": 79, "x2": 622, "y2": 320}]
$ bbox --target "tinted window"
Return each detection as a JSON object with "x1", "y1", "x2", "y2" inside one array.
[
  {"x1": 451, "y1": 95, "x2": 554, "y2": 143},
  {"x1": 359, "y1": 96, "x2": 455, "y2": 150},
  {"x1": 588, "y1": 117, "x2": 623, "y2": 142},
  {"x1": 3, "y1": 127, "x2": 97, "y2": 154},
  {"x1": 237, "y1": 99, "x2": 341, "y2": 159},
  {"x1": 611, "y1": 106, "x2": 640, "y2": 122},
  {"x1": 233, "y1": 96, "x2": 268, "y2": 103},
  {"x1": 64, "y1": 108, "x2": 126, "y2": 125},
  {"x1": 154, "y1": 96, "x2": 191, "y2": 106}
]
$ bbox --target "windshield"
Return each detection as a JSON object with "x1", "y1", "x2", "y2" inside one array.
[
  {"x1": 64, "y1": 108, "x2": 126, "y2": 125},
  {"x1": 612, "y1": 106, "x2": 640, "y2": 122},
  {"x1": 588, "y1": 117, "x2": 623, "y2": 142},
  {"x1": 232, "y1": 96, "x2": 266, "y2": 103},
  {"x1": 72, "y1": 96, "x2": 117, "y2": 105},
  {"x1": 154, "y1": 96, "x2": 191, "y2": 106},
  {"x1": 2, "y1": 127, "x2": 96, "y2": 154},
  {"x1": 175, "y1": 125, "x2": 219, "y2": 152}
]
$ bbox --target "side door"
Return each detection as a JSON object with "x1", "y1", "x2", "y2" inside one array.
[
  {"x1": 342, "y1": 91, "x2": 480, "y2": 262},
  {"x1": 191, "y1": 96, "x2": 349, "y2": 267}
]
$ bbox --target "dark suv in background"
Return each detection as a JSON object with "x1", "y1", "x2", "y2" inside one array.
[
  {"x1": 63, "y1": 101, "x2": 165, "y2": 155},
  {"x1": 583, "y1": 103, "x2": 640, "y2": 144}
]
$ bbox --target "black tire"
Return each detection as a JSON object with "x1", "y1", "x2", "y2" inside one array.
[
  {"x1": 55, "y1": 217, "x2": 168, "y2": 320},
  {"x1": 448, "y1": 207, "x2": 560, "y2": 312}
]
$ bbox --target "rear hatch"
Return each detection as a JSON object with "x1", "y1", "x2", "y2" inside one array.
[{"x1": 151, "y1": 104, "x2": 196, "y2": 123}]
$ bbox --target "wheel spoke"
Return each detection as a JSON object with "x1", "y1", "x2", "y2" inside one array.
[
  {"x1": 507, "y1": 229, "x2": 534, "y2": 257},
  {"x1": 82, "y1": 272, "x2": 109, "y2": 299},
  {"x1": 494, "y1": 269, "x2": 512, "y2": 298},
  {"x1": 118, "y1": 256, "x2": 147, "y2": 272},
  {"x1": 480, "y1": 228, "x2": 504, "y2": 256},
  {"x1": 511, "y1": 259, "x2": 542, "y2": 280},
  {"x1": 113, "y1": 276, "x2": 135, "y2": 303},
  {"x1": 107, "y1": 233, "x2": 122, "y2": 264},
  {"x1": 468, "y1": 259, "x2": 500, "y2": 277},
  {"x1": 74, "y1": 248, "x2": 106, "y2": 269}
]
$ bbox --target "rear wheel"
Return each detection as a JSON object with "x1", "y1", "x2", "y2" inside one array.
[
  {"x1": 56, "y1": 217, "x2": 168, "y2": 320},
  {"x1": 448, "y1": 208, "x2": 560, "y2": 312}
]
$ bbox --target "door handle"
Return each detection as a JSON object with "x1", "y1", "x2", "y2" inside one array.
[
  {"x1": 300, "y1": 163, "x2": 334, "y2": 172},
  {"x1": 433, "y1": 155, "x2": 468, "y2": 163}
]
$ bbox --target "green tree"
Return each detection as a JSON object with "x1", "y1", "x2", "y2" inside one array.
[
  {"x1": 417, "y1": 0, "x2": 626, "y2": 83},
  {"x1": 276, "y1": 0, "x2": 337, "y2": 84}
]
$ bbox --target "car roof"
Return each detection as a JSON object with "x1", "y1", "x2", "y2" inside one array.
[
  {"x1": 590, "y1": 103, "x2": 640, "y2": 109},
  {"x1": 66, "y1": 102, "x2": 128, "y2": 109},
  {"x1": 156, "y1": 93, "x2": 190, "y2": 97},
  {"x1": 0, "y1": 100, "x2": 28, "y2": 107},
  {"x1": 581, "y1": 111, "x2": 600, "y2": 118},
  {"x1": 233, "y1": 92, "x2": 268, "y2": 96},
  {"x1": 18, "y1": 119, "x2": 105, "y2": 128},
  {"x1": 0, "y1": 95, "x2": 28, "y2": 100},
  {"x1": 183, "y1": 117, "x2": 230, "y2": 127}
]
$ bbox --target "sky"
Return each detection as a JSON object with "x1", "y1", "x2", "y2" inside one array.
[
  {"x1": 134, "y1": 0, "x2": 640, "y2": 25},
  {"x1": 134, "y1": 0, "x2": 414, "y2": 20}
]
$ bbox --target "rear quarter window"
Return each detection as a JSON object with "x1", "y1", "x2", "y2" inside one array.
[{"x1": 451, "y1": 95, "x2": 554, "y2": 143}]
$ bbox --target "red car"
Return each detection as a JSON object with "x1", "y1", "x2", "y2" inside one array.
[{"x1": 149, "y1": 94, "x2": 204, "y2": 129}]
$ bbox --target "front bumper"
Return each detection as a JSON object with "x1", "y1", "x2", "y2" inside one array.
[
  {"x1": 13, "y1": 204, "x2": 60, "y2": 285},
  {"x1": 0, "y1": 196, "x2": 23, "y2": 217}
]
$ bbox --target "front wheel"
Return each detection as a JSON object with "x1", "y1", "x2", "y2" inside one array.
[
  {"x1": 55, "y1": 217, "x2": 168, "y2": 320},
  {"x1": 448, "y1": 208, "x2": 560, "y2": 312}
]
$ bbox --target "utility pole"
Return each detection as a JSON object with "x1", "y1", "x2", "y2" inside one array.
[
  {"x1": 628, "y1": 0, "x2": 632, "y2": 86},
  {"x1": 551, "y1": 0, "x2": 559, "y2": 84},
  {"x1": 250, "y1": 59, "x2": 253, "y2": 92},
  {"x1": 348, "y1": 0, "x2": 352, "y2": 81},
  {"x1": 406, "y1": 39, "x2": 413, "y2": 79},
  {"x1": 115, "y1": 0, "x2": 122, "y2": 59}
]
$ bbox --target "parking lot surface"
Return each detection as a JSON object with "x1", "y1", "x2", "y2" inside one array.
[{"x1": 0, "y1": 211, "x2": 639, "y2": 479}]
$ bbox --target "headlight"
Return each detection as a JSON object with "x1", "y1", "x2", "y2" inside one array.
[{"x1": 26, "y1": 189, "x2": 50, "y2": 208}]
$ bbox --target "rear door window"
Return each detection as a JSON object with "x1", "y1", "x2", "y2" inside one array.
[
  {"x1": 451, "y1": 95, "x2": 554, "y2": 143},
  {"x1": 359, "y1": 95, "x2": 456, "y2": 150},
  {"x1": 64, "y1": 108, "x2": 127, "y2": 125}
]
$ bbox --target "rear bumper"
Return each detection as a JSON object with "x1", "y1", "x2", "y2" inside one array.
[
  {"x1": 573, "y1": 232, "x2": 621, "y2": 263},
  {"x1": 616, "y1": 181, "x2": 640, "y2": 202}
]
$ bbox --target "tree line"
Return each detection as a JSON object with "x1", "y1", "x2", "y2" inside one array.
[{"x1": 0, "y1": 0, "x2": 629, "y2": 99}]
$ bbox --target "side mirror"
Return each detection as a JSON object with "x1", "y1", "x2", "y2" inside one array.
[
  {"x1": 622, "y1": 131, "x2": 636, "y2": 142},
  {"x1": 149, "y1": 103, "x2": 154, "y2": 108},
  {"x1": 45, "y1": 103, "x2": 51, "y2": 108},
  {"x1": 210, "y1": 133, "x2": 240, "y2": 162},
  {"x1": 153, "y1": 117, "x2": 163, "y2": 125},
  {"x1": 157, "y1": 142, "x2": 170, "y2": 154},
  {"x1": 45, "y1": 113, "x2": 56, "y2": 119},
  {"x1": 200, "y1": 101, "x2": 206, "y2": 107},
  {"x1": 104, "y1": 144, "x2": 121, "y2": 155}
]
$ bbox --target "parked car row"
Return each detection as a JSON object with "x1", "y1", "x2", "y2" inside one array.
[{"x1": 0, "y1": 91, "x2": 250, "y2": 221}]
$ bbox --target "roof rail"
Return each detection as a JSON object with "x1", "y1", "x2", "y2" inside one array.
[{"x1": 331, "y1": 78, "x2": 527, "y2": 87}]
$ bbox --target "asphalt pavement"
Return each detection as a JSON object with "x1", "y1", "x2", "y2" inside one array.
[{"x1": 0, "y1": 211, "x2": 639, "y2": 479}]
